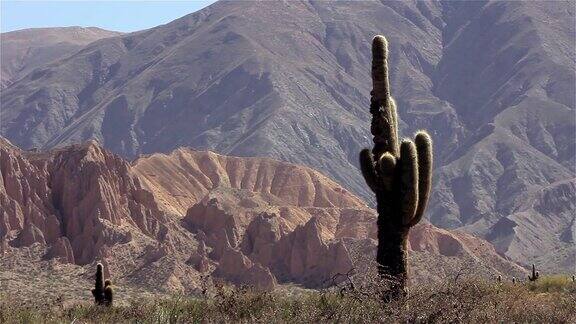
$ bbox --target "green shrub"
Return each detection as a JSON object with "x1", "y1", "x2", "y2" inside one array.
[{"x1": 527, "y1": 275, "x2": 575, "y2": 293}]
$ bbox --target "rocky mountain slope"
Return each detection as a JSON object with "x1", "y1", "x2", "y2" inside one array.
[
  {"x1": 0, "y1": 139, "x2": 525, "y2": 301},
  {"x1": 0, "y1": 27, "x2": 120, "y2": 88},
  {"x1": 0, "y1": 1, "x2": 573, "y2": 271}
]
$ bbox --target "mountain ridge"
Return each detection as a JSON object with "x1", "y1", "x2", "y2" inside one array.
[{"x1": 1, "y1": 26, "x2": 121, "y2": 88}]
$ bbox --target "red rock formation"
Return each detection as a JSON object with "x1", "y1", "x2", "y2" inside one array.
[
  {"x1": 270, "y1": 217, "x2": 353, "y2": 287},
  {"x1": 133, "y1": 148, "x2": 366, "y2": 216},
  {"x1": 187, "y1": 239, "x2": 213, "y2": 273},
  {"x1": 214, "y1": 245, "x2": 277, "y2": 290},
  {"x1": 1, "y1": 138, "x2": 528, "y2": 295},
  {"x1": 184, "y1": 197, "x2": 355, "y2": 287},
  {"x1": 0, "y1": 138, "x2": 171, "y2": 264},
  {"x1": 45, "y1": 237, "x2": 75, "y2": 264},
  {"x1": 183, "y1": 198, "x2": 242, "y2": 260},
  {"x1": 241, "y1": 213, "x2": 282, "y2": 266},
  {"x1": 0, "y1": 138, "x2": 61, "y2": 246}
]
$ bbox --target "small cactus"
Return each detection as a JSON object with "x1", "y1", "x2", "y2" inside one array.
[
  {"x1": 528, "y1": 264, "x2": 539, "y2": 282},
  {"x1": 91, "y1": 263, "x2": 113, "y2": 306}
]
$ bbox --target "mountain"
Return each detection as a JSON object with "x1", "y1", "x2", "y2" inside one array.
[
  {"x1": 0, "y1": 139, "x2": 525, "y2": 301},
  {"x1": 0, "y1": 27, "x2": 120, "y2": 88},
  {"x1": 0, "y1": 1, "x2": 574, "y2": 271}
]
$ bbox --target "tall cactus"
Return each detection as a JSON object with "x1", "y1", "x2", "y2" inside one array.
[{"x1": 359, "y1": 35, "x2": 433, "y2": 299}]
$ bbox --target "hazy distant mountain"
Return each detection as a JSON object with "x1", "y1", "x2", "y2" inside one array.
[
  {"x1": 0, "y1": 1, "x2": 574, "y2": 271},
  {"x1": 0, "y1": 27, "x2": 120, "y2": 88}
]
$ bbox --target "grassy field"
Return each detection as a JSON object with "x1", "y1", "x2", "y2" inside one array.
[{"x1": 1, "y1": 277, "x2": 575, "y2": 323}]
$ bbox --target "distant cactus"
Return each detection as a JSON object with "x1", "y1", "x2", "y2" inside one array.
[
  {"x1": 528, "y1": 264, "x2": 539, "y2": 282},
  {"x1": 359, "y1": 35, "x2": 433, "y2": 300},
  {"x1": 91, "y1": 263, "x2": 113, "y2": 306},
  {"x1": 512, "y1": 277, "x2": 516, "y2": 284},
  {"x1": 572, "y1": 275, "x2": 575, "y2": 282},
  {"x1": 496, "y1": 275, "x2": 502, "y2": 283}
]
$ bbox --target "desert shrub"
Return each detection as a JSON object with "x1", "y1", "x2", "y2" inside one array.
[
  {"x1": 526, "y1": 274, "x2": 576, "y2": 293},
  {"x1": 0, "y1": 277, "x2": 575, "y2": 323}
]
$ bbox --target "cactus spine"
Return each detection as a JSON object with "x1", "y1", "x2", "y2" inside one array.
[
  {"x1": 359, "y1": 35, "x2": 433, "y2": 299},
  {"x1": 528, "y1": 264, "x2": 539, "y2": 281},
  {"x1": 91, "y1": 263, "x2": 113, "y2": 306}
]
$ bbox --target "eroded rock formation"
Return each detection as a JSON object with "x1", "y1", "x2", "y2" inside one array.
[{"x1": 1, "y1": 139, "x2": 527, "y2": 298}]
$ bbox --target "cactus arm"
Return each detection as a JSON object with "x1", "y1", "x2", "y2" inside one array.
[
  {"x1": 104, "y1": 280, "x2": 114, "y2": 307},
  {"x1": 389, "y1": 98, "x2": 400, "y2": 157},
  {"x1": 399, "y1": 140, "x2": 419, "y2": 225},
  {"x1": 371, "y1": 98, "x2": 398, "y2": 159},
  {"x1": 408, "y1": 131, "x2": 433, "y2": 227},
  {"x1": 104, "y1": 286, "x2": 114, "y2": 306},
  {"x1": 370, "y1": 36, "x2": 399, "y2": 159},
  {"x1": 371, "y1": 36, "x2": 390, "y2": 104},
  {"x1": 359, "y1": 148, "x2": 379, "y2": 192},
  {"x1": 377, "y1": 152, "x2": 396, "y2": 191}
]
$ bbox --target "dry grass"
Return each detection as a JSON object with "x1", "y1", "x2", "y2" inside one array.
[{"x1": 0, "y1": 277, "x2": 575, "y2": 323}]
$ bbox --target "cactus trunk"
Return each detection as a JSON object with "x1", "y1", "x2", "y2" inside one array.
[
  {"x1": 360, "y1": 35, "x2": 434, "y2": 300},
  {"x1": 376, "y1": 211, "x2": 409, "y2": 298},
  {"x1": 92, "y1": 263, "x2": 106, "y2": 305}
]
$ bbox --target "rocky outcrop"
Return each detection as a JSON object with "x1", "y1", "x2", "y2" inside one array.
[
  {"x1": 187, "y1": 239, "x2": 212, "y2": 273},
  {"x1": 185, "y1": 200, "x2": 354, "y2": 288},
  {"x1": 1, "y1": 138, "x2": 61, "y2": 246},
  {"x1": 0, "y1": 138, "x2": 171, "y2": 265},
  {"x1": 45, "y1": 237, "x2": 75, "y2": 264},
  {"x1": 241, "y1": 213, "x2": 282, "y2": 266},
  {"x1": 214, "y1": 245, "x2": 277, "y2": 290},
  {"x1": 270, "y1": 217, "x2": 353, "y2": 286}
]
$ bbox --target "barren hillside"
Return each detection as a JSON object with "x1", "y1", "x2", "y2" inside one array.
[{"x1": 1, "y1": 27, "x2": 120, "y2": 88}]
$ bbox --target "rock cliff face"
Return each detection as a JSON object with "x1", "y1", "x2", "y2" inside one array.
[
  {"x1": 0, "y1": 137, "x2": 172, "y2": 264},
  {"x1": 1, "y1": 139, "x2": 526, "y2": 300}
]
